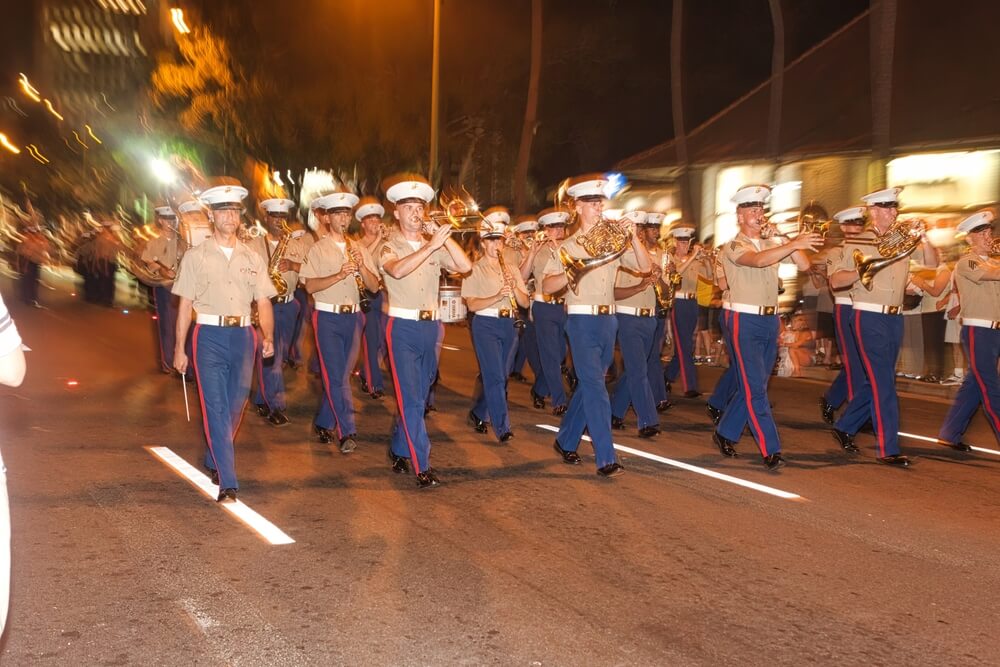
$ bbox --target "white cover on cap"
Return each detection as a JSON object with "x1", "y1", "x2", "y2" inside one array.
[
  {"x1": 957, "y1": 209, "x2": 995, "y2": 234},
  {"x1": 199, "y1": 184, "x2": 248, "y2": 207},
  {"x1": 484, "y1": 209, "x2": 511, "y2": 227},
  {"x1": 566, "y1": 178, "x2": 608, "y2": 199},
  {"x1": 479, "y1": 219, "x2": 507, "y2": 238},
  {"x1": 833, "y1": 206, "x2": 866, "y2": 224},
  {"x1": 730, "y1": 184, "x2": 771, "y2": 206},
  {"x1": 538, "y1": 210, "x2": 570, "y2": 226},
  {"x1": 310, "y1": 192, "x2": 359, "y2": 210},
  {"x1": 260, "y1": 198, "x2": 294, "y2": 214},
  {"x1": 513, "y1": 220, "x2": 539, "y2": 233},
  {"x1": 860, "y1": 186, "x2": 902, "y2": 206},
  {"x1": 671, "y1": 225, "x2": 696, "y2": 238},
  {"x1": 154, "y1": 206, "x2": 175, "y2": 217},
  {"x1": 385, "y1": 180, "x2": 435, "y2": 204},
  {"x1": 621, "y1": 210, "x2": 647, "y2": 225},
  {"x1": 177, "y1": 199, "x2": 203, "y2": 214},
  {"x1": 644, "y1": 212, "x2": 666, "y2": 226},
  {"x1": 355, "y1": 202, "x2": 385, "y2": 221}
]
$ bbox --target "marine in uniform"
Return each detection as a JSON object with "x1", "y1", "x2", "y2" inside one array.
[
  {"x1": 507, "y1": 215, "x2": 539, "y2": 384},
  {"x1": 300, "y1": 192, "x2": 381, "y2": 453},
  {"x1": 712, "y1": 185, "x2": 820, "y2": 470},
  {"x1": 542, "y1": 174, "x2": 652, "y2": 477},
  {"x1": 938, "y1": 209, "x2": 1000, "y2": 449},
  {"x1": 463, "y1": 210, "x2": 530, "y2": 443},
  {"x1": 355, "y1": 196, "x2": 389, "y2": 399},
  {"x1": 15, "y1": 200, "x2": 51, "y2": 308},
  {"x1": 172, "y1": 183, "x2": 278, "y2": 502},
  {"x1": 247, "y1": 198, "x2": 309, "y2": 426},
  {"x1": 378, "y1": 175, "x2": 472, "y2": 487},
  {"x1": 705, "y1": 248, "x2": 736, "y2": 425},
  {"x1": 828, "y1": 187, "x2": 938, "y2": 466},
  {"x1": 141, "y1": 206, "x2": 186, "y2": 374},
  {"x1": 819, "y1": 207, "x2": 866, "y2": 424},
  {"x1": 521, "y1": 207, "x2": 571, "y2": 414},
  {"x1": 665, "y1": 222, "x2": 712, "y2": 398}
]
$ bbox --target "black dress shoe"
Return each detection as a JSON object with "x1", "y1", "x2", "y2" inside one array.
[
  {"x1": 950, "y1": 441, "x2": 972, "y2": 452},
  {"x1": 707, "y1": 404, "x2": 722, "y2": 426},
  {"x1": 553, "y1": 440, "x2": 581, "y2": 465},
  {"x1": 268, "y1": 410, "x2": 290, "y2": 427},
  {"x1": 819, "y1": 397, "x2": 836, "y2": 425},
  {"x1": 389, "y1": 451, "x2": 410, "y2": 474},
  {"x1": 638, "y1": 425, "x2": 660, "y2": 438},
  {"x1": 831, "y1": 428, "x2": 860, "y2": 455},
  {"x1": 339, "y1": 434, "x2": 358, "y2": 453},
  {"x1": 370, "y1": 389, "x2": 384, "y2": 399},
  {"x1": 611, "y1": 416, "x2": 626, "y2": 430},
  {"x1": 314, "y1": 424, "x2": 334, "y2": 444},
  {"x1": 498, "y1": 431, "x2": 514, "y2": 443},
  {"x1": 531, "y1": 390, "x2": 546, "y2": 409},
  {"x1": 665, "y1": 381, "x2": 672, "y2": 394},
  {"x1": 763, "y1": 453, "x2": 786, "y2": 471},
  {"x1": 656, "y1": 399, "x2": 674, "y2": 412},
  {"x1": 509, "y1": 372, "x2": 529, "y2": 384},
  {"x1": 359, "y1": 377, "x2": 370, "y2": 394},
  {"x1": 877, "y1": 454, "x2": 911, "y2": 467},
  {"x1": 207, "y1": 468, "x2": 219, "y2": 485},
  {"x1": 468, "y1": 410, "x2": 488, "y2": 434},
  {"x1": 552, "y1": 404, "x2": 567, "y2": 416},
  {"x1": 415, "y1": 471, "x2": 440, "y2": 488},
  {"x1": 255, "y1": 404, "x2": 270, "y2": 418},
  {"x1": 683, "y1": 390, "x2": 702, "y2": 399},
  {"x1": 713, "y1": 431, "x2": 738, "y2": 457},
  {"x1": 596, "y1": 462, "x2": 625, "y2": 477},
  {"x1": 217, "y1": 488, "x2": 238, "y2": 503}
]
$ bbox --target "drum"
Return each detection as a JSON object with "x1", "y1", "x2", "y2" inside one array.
[
  {"x1": 180, "y1": 215, "x2": 213, "y2": 248},
  {"x1": 439, "y1": 284, "x2": 467, "y2": 323}
]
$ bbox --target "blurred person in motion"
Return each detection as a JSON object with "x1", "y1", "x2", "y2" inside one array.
[{"x1": 14, "y1": 198, "x2": 51, "y2": 308}]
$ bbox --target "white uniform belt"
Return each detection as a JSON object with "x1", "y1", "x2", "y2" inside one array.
[
  {"x1": 725, "y1": 302, "x2": 777, "y2": 316},
  {"x1": 270, "y1": 293, "x2": 296, "y2": 304},
  {"x1": 476, "y1": 307, "x2": 514, "y2": 318},
  {"x1": 388, "y1": 306, "x2": 439, "y2": 321},
  {"x1": 616, "y1": 305, "x2": 656, "y2": 317},
  {"x1": 533, "y1": 294, "x2": 566, "y2": 305},
  {"x1": 674, "y1": 292, "x2": 696, "y2": 300},
  {"x1": 852, "y1": 301, "x2": 901, "y2": 315},
  {"x1": 566, "y1": 304, "x2": 616, "y2": 316},
  {"x1": 834, "y1": 297, "x2": 853, "y2": 306},
  {"x1": 195, "y1": 314, "x2": 250, "y2": 327},
  {"x1": 315, "y1": 302, "x2": 360, "y2": 314},
  {"x1": 962, "y1": 317, "x2": 1000, "y2": 329}
]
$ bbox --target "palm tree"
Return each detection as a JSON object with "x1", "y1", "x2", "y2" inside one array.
[
  {"x1": 870, "y1": 0, "x2": 897, "y2": 171},
  {"x1": 670, "y1": 0, "x2": 692, "y2": 223},
  {"x1": 766, "y1": 0, "x2": 785, "y2": 159},
  {"x1": 513, "y1": 0, "x2": 542, "y2": 214}
]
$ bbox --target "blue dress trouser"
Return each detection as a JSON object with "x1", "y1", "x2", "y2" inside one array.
[
  {"x1": 557, "y1": 314, "x2": 619, "y2": 468},
  {"x1": 470, "y1": 315, "x2": 518, "y2": 439},
  {"x1": 359, "y1": 291, "x2": 386, "y2": 391},
  {"x1": 666, "y1": 298, "x2": 699, "y2": 393},
  {"x1": 510, "y1": 310, "x2": 530, "y2": 374},
  {"x1": 650, "y1": 317, "x2": 668, "y2": 404},
  {"x1": 530, "y1": 301, "x2": 569, "y2": 408},
  {"x1": 313, "y1": 310, "x2": 362, "y2": 439},
  {"x1": 254, "y1": 299, "x2": 299, "y2": 411},
  {"x1": 939, "y1": 326, "x2": 1000, "y2": 445},
  {"x1": 834, "y1": 310, "x2": 904, "y2": 457},
  {"x1": 718, "y1": 311, "x2": 781, "y2": 456},
  {"x1": 192, "y1": 324, "x2": 256, "y2": 489},
  {"x1": 610, "y1": 314, "x2": 659, "y2": 429},
  {"x1": 387, "y1": 317, "x2": 443, "y2": 474},
  {"x1": 288, "y1": 286, "x2": 310, "y2": 365},
  {"x1": 708, "y1": 309, "x2": 737, "y2": 411},
  {"x1": 824, "y1": 304, "x2": 861, "y2": 409},
  {"x1": 152, "y1": 285, "x2": 178, "y2": 372}
]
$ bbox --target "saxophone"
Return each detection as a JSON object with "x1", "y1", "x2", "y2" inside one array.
[{"x1": 267, "y1": 220, "x2": 292, "y2": 298}]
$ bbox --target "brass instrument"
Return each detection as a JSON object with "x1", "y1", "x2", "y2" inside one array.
[
  {"x1": 989, "y1": 237, "x2": 1000, "y2": 258},
  {"x1": 852, "y1": 218, "x2": 924, "y2": 290},
  {"x1": 559, "y1": 217, "x2": 632, "y2": 294},
  {"x1": 506, "y1": 230, "x2": 548, "y2": 252},
  {"x1": 115, "y1": 212, "x2": 174, "y2": 287},
  {"x1": 798, "y1": 201, "x2": 831, "y2": 237},
  {"x1": 652, "y1": 254, "x2": 682, "y2": 316},
  {"x1": 267, "y1": 219, "x2": 293, "y2": 298},
  {"x1": 345, "y1": 237, "x2": 372, "y2": 313},
  {"x1": 421, "y1": 196, "x2": 485, "y2": 233},
  {"x1": 496, "y1": 248, "x2": 525, "y2": 330}
]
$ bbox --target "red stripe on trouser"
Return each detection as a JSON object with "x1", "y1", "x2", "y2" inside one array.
[
  {"x1": 360, "y1": 312, "x2": 372, "y2": 385},
  {"x1": 854, "y1": 310, "x2": 887, "y2": 457},
  {"x1": 191, "y1": 324, "x2": 221, "y2": 474},
  {"x1": 312, "y1": 310, "x2": 343, "y2": 440},
  {"x1": 670, "y1": 306, "x2": 689, "y2": 391},
  {"x1": 835, "y1": 305, "x2": 854, "y2": 401},
  {"x1": 969, "y1": 327, "x2": 1000, "y2": 433},
  {"x1": 385, "y1": 318, "x2": 421, "y2": 474},
  {"x1": 731, "y1": 313, "x2": 768, "y2": 456}
]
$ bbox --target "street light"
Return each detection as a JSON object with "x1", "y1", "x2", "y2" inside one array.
[
  {"x1": 171, "y1": 8, "x2": 191, "y2": 34},
  {"x1": 150, "y1": 158, "x2": 177, "y2": 184},
  {"x1": 18, "y1": 73, "x2": 41, "y2": 103},
  {"x1": 0, "y1": 133, "x2": 21, "y2": 155}
]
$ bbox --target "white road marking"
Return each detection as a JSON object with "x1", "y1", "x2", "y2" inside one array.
[
  {"x1": 897, "y1": 431, "x2": 1000, "y2": 457},
  {"x1": 441, "y1": 344, "x2": 461, "y2": 351},
  {"x1": 536, "y1": 425, "x2": 804, "y2": 501},
  {"x1": 147, "y1": 446, "x2": 295, "y2": 545}
]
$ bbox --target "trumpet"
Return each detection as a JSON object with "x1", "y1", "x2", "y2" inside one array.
[{"x1": 421, "y1": 195, "x2": 485, "y2": 233}]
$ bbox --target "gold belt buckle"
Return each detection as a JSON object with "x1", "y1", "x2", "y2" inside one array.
[
  {"x1": 762, "y1": 306, "x2": 776, "y2": 316},
  {"x1": 338, "y1": 305, "x2": 354, "y2": 314},
  {"x1": 597, "y1": 305, "x2": 610, "y2": 315},
  {"x1": 886, "y1": 305, "x2": 900, "y2": 315},
  {"x1": 639, "y1": 308, "x2": 651, "y2": 317},
  {"x1": 222, "y1": 315, "x2": 241, "y2": 327},
  {"x1": 419, "y1": 310, "x2": 433, "y2": 321},
  {"x1": 499, "y1": 308, "x2": 511, "y2": 318},
  {"x1": 993, "y1": 321, "x2": 1000, "y2": 330},
  {"x1": 554, "y1": 297, "x2": 565, "y2": 305}
]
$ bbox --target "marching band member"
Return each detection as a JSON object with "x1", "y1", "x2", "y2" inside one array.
[
  {"x1": 938, "y1": 209, "x2": 1000, "y2": 449},
  {"x1": 92, "y1": 218, "x2": 122, "y2": 307},
  {"x1": 379, "y1": 175, "x2": 472, "y2": 487},
  {"x1": 712, "y1": 185, "x2": 820, "y2": 470},
  {"x1": 172, "y1": 183, "x2": 277, "y2": 503},
  {"x1": 828, "y1": 187, "x2": 938, "y2": 466},
  {"x1": 521, "y1": 207, "x2": 570, "y2": 414},
  {"x1": 819, "y1": 207, "x2": 866, "y2": 424},
  {"x1": 355, "y1": 196, "x2": 388, "y2": 399},
  {"x1": 248, "y1": 198, "x2": 309, "y2": 427},
  {"x1": 507, "y1": 214, "x2": 539, "y2": 384},
  {"x1": 705, "y1": 249, "x2": 735, "y2": 425},
  {"x1": 463, "y1": 209, "x2": 530, "y2": 443},
  {"x1": 141, "y1": 206, "x2": 185, "y2": 374},
  {"x1": 15, "y1": 200, "x2": 51, "y2": 308},
  {"x1": 665, "y1": 222, "x2": 711, "y2": 398},
  {"x1": 542, "y1": 173, "x2": 651, "y2": 477},
  {"x1": 610, "y1": 211, "x2": 665, "y2": 437},
  {"x1": 300, "y1": 191, "x2": 380, "y2": 453},
  {"x1": 286, "y1": 218, "x2": 316, "y2": 371}
]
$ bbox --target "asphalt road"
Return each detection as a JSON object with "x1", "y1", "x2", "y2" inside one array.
[{"x1": 1, "y1": 272, "x2": 998, "y2": 666}]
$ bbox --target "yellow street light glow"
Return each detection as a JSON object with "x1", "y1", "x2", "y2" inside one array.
[
  {"x1": 85, "y1": 124, "x2": 102, "y2": 144},
  {"x1": 72, "y1": 130, "x2": 88, "y2": 149},
  {"x1": 18, "y1": 73, "x2": 41, "y2": 102},
  {"x1": 43, "y1": 99, "x2": 64, "y2": 121},
  {"x1": 0, "y1": 133, "x2": 21, "y2": 155},
  {"x1": 170, "y1": 8, "x2": 191, "y2": 34},
  {"x1": 26, "y1": 144, "x2": 50, "y2": 164}
]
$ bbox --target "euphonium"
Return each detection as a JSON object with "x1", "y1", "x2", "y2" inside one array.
[
  {"x1": 267, "y1": 220, "x2": 292, "y2": 298},
  {"x1": 852, "y1": 218, "x2": 924, "y2": 290},
  {"x1": 559, "y1": 217, "x2": 632, "y2": 294}
]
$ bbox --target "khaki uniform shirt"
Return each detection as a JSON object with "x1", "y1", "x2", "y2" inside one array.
[
  {"x1": 461, "y1": 256, "x2": 528, "y2": 310},
  {"x1": 245, "y1": 233, "x2": 310, "y2": 294},
  {"x1": 300, "y1": 237, "x2": 378, "y2": 307},
  {"x1": 377, "y1": 231, "x2": 460, "y2": 311},
  {"x1": 955, "y1": 251, "x2": 1000, "y2": 321},
  {"x1": 669, "y1": 250, "x2": 707, "y2": 294},
  {"x1": 530, "y1": 243, "x2": 564, "y2": 297},
  {"x1": 172, "y1": 237, "x2": 277, "y2": 316},
  {"x1": 616, "y1": 246, "x2": 660, "y2": 310},
  {"x1": 141, "y1": 234, "x2": 183, "y2": 271},
  {"x1": 835, "y1": 229, "x2": 909, "y2": 307},
  {"x1": 721, "y1": 233, "x2": 780, "y2": 308},
  {"x1": 543, "y1": 230, "x2": 638, "y2": 307},
  {"x1": 823, "y1": 245, "x2": 852, "y2": 298}
]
